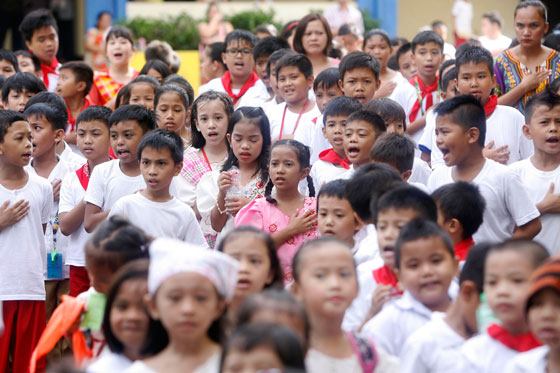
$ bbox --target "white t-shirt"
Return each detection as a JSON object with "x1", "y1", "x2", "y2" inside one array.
[
  {"x1": 388, "y1": 74, "x2": 417, "y2": 125},
  {"x1": 428, "y1": 159, "x2": 540, "y2": 244},
  {"x1": 430, "y1": 105, "x2": 533, "y2": 169},
  {"x1": 409, "y1": 158, "x2": 432, "y2": 185},
  {"x1": 452, "y1": 0, "x2": 473, "y2": 34},
  {"x1": 408, "y1": 86, "x2": 441, "y2": 147},
  {"x1": 509, "y1": 159, "x2": 560, "y2": 254},
  {"x1": 59, "y1": 170, "x2": 89, "y2": 267},
  {"x1": 294, "y1": 115, "x2": 331, "y2": 165},
  {"x1": 198, "y1": 76, "x2": 268, "y2": 106},
  {"x1": 60, "y1": 141, "x2": 86, "y2": 170},
  {"x1": 460, "y1": 333, "x2": 519, "y2": 373},
  {"x1": 126, "y1": 350, "x2": 221, "y2": 373},
  {"x1": 400, "y1": 313, "x2": 466, "y2": 373},
  {"x1": 504, "y1": 345, "x2": 548, "y2": 373},
  {"x1": 87, "y1": 350, "x2": 132, "y2": 373},
  {"x1": 323, "y1": 3, "x2": 365, "y2": 34},
  {"x1": 268, "y1": 101, "x2": 321, "y2": 140},
  {"x1": 84, "y1": 159, "x2": 145, "y2": 211},
  {"x1": 418, "y1": 109, "x2": 436, "y2": 156},
  {"x1": 479, "y1": 35, "x2": 512, "y2": 55},
  {"x1": 310, "y1": 158, "x2": 349, "y2": 191},
  {"x1": 109, "y1": 192, "x2": 206, "y2": 247},
  {"x1": 0, "y1": 173, "x2": 52, "y2": 301}
]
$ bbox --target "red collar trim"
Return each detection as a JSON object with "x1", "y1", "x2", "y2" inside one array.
[
  {"x1": 319, "y1": 148, "x2": 350, "y2": 169},
  {"x1": 454, "y1": 237, "x2": 474, "y2": 262},
  {"x1": 40, "y1": 57, "x2": 59, "y2": 88},
  {"x1": 372, "y1": 265, "x2": 403, "y2": 295},
  {"x1": 409, "y1": 75, "x2": 438, "y2": 122},
  {"x1": 221, "y1": 71, "x2": 259, "y2": 104},
  {"x1": 484, "y1": 95, "x2": 498, "y2": 117},
  {"x1": 66, "y1": 98, "x2": 92, "y2": 132},
  {"x1": 76, "y1": 162, "x2": 90, "y2": 190},
  {"x1": 487, "y1": 324, "x2": 542, "y2": 352}
]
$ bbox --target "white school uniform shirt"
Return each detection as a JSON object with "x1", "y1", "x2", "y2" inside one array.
[
  {"x1": 388, "y1": 74, "x2": 417, "y2": 124},
  {"x1": 310, "y1": 158, "x2": 349, "y2": 191},
  {"x1": 294, "y1": 114, "x2": 331, "y2": 165},
  {"x1": 479, "y1": 35, "x2": 512, "y2": 56},
  {"x1": 418, "y1": 109, "x2": 436, "y2": 157},
  {"x1": 460, "y1": 333, "x2": 519, "y2": 373},
  {"x1": 236, "y1": 81, "x2": 271, "y2": 108},
  {"x1": 305, "y1": 347, "x2": 399, "y2": 373},
  {"x1": 84, "y1": 159, "x2": 145, "y2": 211},
  {"x1": 400, "y1": 313, "x2": 466, "y2": 373},
  {"x1": 353, "y1": 224, "x2": 380, "y2": 267},
  {"x1": 268, "y1": 101, "x2": 321, "y2": 140},
  {"x1": 59, "y1": 168, "x2": 89, "y2": 267},
  {"x1": 430, "y1": 105, "x2": 534, "y2": 169},
  {"x1": 87, "y1": 350, "x2": 132, "y2": 373},
  {"x1": 452, "y1": 0, "x2": 473, "y2": 35},
  {"x1": 409, "y1": 158, "x2": 432, "y2": 185},
  {"x1": 26, "y1": 157, "x2": 76, "y2": 279},
  {"x1": 0, "y1": 173, "x2": 52, "y2": 301},
  {"x1": 126, "y1": 350, "x2": 221, "y2": 373},
  {"x1": 109, "y1": 192, "x2": 207, "y2": 247},
  {"x1": 198, "y1": 76, "x2": 268, "y2": 103},
  {"x1": 427, "y1": 159, "x2": 541, "y2": 244},
  {"x1": 504, "y1": 345, "x2": 549, "y2": 373},
  {"x1": 60, "y1": 141, "x2": 86, "y2": 170},
  {"x1": 510, "y1": 159, "x2": 560, "y2": 255},
  {"x1": 408, "y1": 85, "x2": 441, "y2": 151}
]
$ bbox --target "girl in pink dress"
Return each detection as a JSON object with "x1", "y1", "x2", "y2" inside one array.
[{"x1": 235, "y1": 140, "x2": 319, "y2": 284}]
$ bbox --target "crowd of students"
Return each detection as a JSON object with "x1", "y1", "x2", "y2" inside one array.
[{"x1": 1, "y1": 0, "x2": 560, "y2": 372}]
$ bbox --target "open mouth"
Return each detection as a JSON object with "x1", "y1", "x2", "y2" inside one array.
[
  {"x1": 239, "y1": 152, "x2": 251, "y2": 159},
  {"x1": 353, "y1": 95, "x2": 366, "y2": 102},
  {"x1": 207, "y1": 131, "x2": 219, "y2": 140},
  {"x1": 117, "y1": 149, "x2": 130, "y2": 157},
  {"x1": 332, "y1": 137, "x2": 343, "y2": 146},
  {"x1": 113, "y1": 53, "x2": 123, "y2": 58},
  {"x1": 383, "y1": 246, "x2": 394, "y2": 253},
  {"x1": 546, "y1": 138, "x2": 559, "y2": 144},
  {"x1": 347, "y1": 147, "x2": 360, "y2": 158},
  {"x1": 237, "y1": 278, "x2": 252, "y2": 289},
  {"x1": 274, "y1": 177, "x2": 285, "y2": 185}
]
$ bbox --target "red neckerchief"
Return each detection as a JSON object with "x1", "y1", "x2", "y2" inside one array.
[
  {"x1": 221, "y1": 71, "x2": 259, "y2": 105},
  {"x1": 319, "y1": 148, "x2": 350, "y2": 169},
  {"x1": 312, "y1": 116, "x2": 318, "y2": 124},
  {"x1": 40, "y1": 57, "x2": 59, "y2": 89},
  {"x1": 409, "y1": 75, "x2": 438, "y2": 122},
  {"x1": 454, "y1": 237, "x2": 474, "y2": 262},
  {"x1": 66, "y1": 98, "x2": 92, "y2": 133},
  {"x1": 487, "y1": 324, "x2": 542, "y2": 352},
  {"x1": 372, "y1": 265, "x2": 403, "y2": 295},
  {"x1": 484, "y1": 95, "x2": 498, "y2": 117},
  {"x1": 76, "y1": 162, "x2": 91, "y2": 190}
]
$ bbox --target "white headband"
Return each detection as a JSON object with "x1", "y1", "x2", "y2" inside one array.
[{"x1": 148, "y1": 238, "x2": 239, "y2": 301}]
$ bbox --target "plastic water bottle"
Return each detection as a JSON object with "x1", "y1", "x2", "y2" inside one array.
[{"x1": 226, "y1": 166, "x2": 242, "y2": 198}]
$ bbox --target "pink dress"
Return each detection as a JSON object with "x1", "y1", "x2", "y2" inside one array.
[{"x1": 234, "y1": 197, "x2": 319, "y2": 283}]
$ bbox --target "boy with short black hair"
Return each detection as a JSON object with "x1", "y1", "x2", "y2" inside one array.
[
  {"x1": 84, "y1": 104, "x2": 156, "y2": 233},
  {"x1": 427, "y1": 95, "x2": 542, "y2": 243},
  {"x1": 268, "y1": 53, "x2": 320, "y2": 141},
  {"x1": 396, "y1": 42, "x2": 417, "y2": 81},
  {"x1": 0, "y1": 50, "x2": 19, "y2": 78},
  {"x1": 109, "y1": 129, "x2": 206, "y2": 246},
  {"x1": 343, "y1": 109, "x2": 386, "y2": 171},
  {"x1": 310, "y1": 96, "x2": 361, "y2": 188},
  {"x1": 370, "y1": 132, "x2": 416, "y2": 182},
  {"x1": 337, "y1": 24, "x2": 362, "y2": 54},
  {"x1": 15, "y1": 50, "x2": 42, "y2": 78},
  {"x1": 2, "y1": 72, "x2": 47, "y2": 113},
  {"x1": 0, "y1": 110, "x2": 52, "y2": 372},
  {"x1": 365, "y1": 98, "x2": 407, "y2": 134},
  {"x1": 339, "y1": 51, "x2": 380, "y2": 105},
  {"x1": 19, "y1": 9, "x2": 60, "y2": 92},
  {"x1": 261, "y1": 48, "x2": 293, "y2": 112},
  {"x1": 432, "y1": 181, "x2": 485, "y2": 263},
  {"x1": 59, "y1": 105, "x2": 113, "y2": 296},
  {"x1": 252, "y1": 37, "x2": 290, "y2": 97},
  {"x1": 511, "y1": 89, "x2": 560, "y2": 255}
]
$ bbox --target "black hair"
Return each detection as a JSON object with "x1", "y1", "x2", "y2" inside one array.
[
  {"x1": 328, "y1": 46, "x2": 344, "y2": 60},
  {"x1": 345, "y1": 162, "x2": 402, "y2": 222},
  {"x1": 60, "y1": 61, "x2": 94, "y2": 95},
  {"x1": 438, "y1": 59, "x2": 456, "y2": 90},
  {"x1": 459, "y1": 243, "x2": 492, "y2": 293},
  {"x1": 338, "y1": 24, "x2": 360, "y2": 38},
  {"x1": 432, "y1": 181, "x2": 485, "y2": 240},
  {"x1": 96, "y1": 10, "x2": 111, "y2": 27},
  {"x1": 24, "y1": 102, "x2": 67, "y2": 132},
  {"x1": 391, "y1": 37, "x2": 409, "y2": 47},
  {"x1": 221, "y1": 323, "x2": 306, "y2": 372},
  {"x1": 387, "y1": 55, "x2": 399, "y2": 71},
  {"x1": 455, "y1": 42, "x2": 479, "y2": 60},
  {"x1": 373, "y1": 184, "x2": 438, "y2": 225},
  {"x1": 395, "y1": 43, "x2": 413, "y2": 68},
  {"x1": 370, "y1": 133, "x2": 415, "y2": 174},
  {"x1": 145, "y1": 40, "x2": 172, "y2": 66},
  {"x1": 317, "y1": 179, "x2": 349, "y2": 208},
  {"x1": 293, "y1": 237, "x2": 352, "y2": 282},
  {"x1": 114, "y1": 84, "x2": 130, "y2": 110},
  {"x1": 266, "y1": 49, "x2": 294, "y2": 79},
  {"x1": 0, "y1": 76, "x2": 6, "y2": 94},
  {"x1": 411, "y1": 30, "x2": 444, "y2": 53},
  {"x1": 253, "y1": 37, "x2": 290, "y2": 61},
  {"x1": 126, "y1": 75, "x2": 160, "y2": 98},
  {"x1": 221, "y1": 106, "x2": 271, "y2": 182},
  {"x1": 154, "y1": 84, "x2": 189, "y2": 112},
  {"x1": 322, "y1": 96, "x2": 362, "y2": 126},
  {"x1": 394, "y1": 219, "x2": 454, "y2": 269},
  {"x1": 313, "y1": 67, "x2": 341, "y2": 92},
  {"x1": 514, "y1": 0, "x2": 548, "y2": 23},
  {"x1": 482, "y1": 11, "x2": 503, "y2": 28},
  {"x1": 14, "y1": 50, "x2": 41, "y2": 72},
  {"x1": 225, "y1": 29, "x2": 257, "y2": 49},
  {"x1": 217, "y1": 226, "x2": 283, "y2": 290},
  {"x1": 441, "y1": 67, "x2": 458, "y2": 93},
  {"x1": 280, "y1": 20, "x2": 299, "y2": 42},
  {"x1": 551, "y1": 77, "x2": 560, "y2": 94},
  {"x1": 0, "y1": 50, "x2": 19, "y2": 73},
  {"x1": 191, "y1": 91, "x2": 234, "y2": 149},
  {"x1": 364, "y1": 98, "x2": 406, "y2": 131},
  {"x1": 205, "y1": 42, "x2": 226, "y2": 69},
  {"x1": 487, "y1": 239, "x2": 550, "y2": 270},
  {"x1": 254, "y1": 24, "x2": 276, "y2": 38},
  {"x1": 346, "y1": 110, "x2": 387, "y2": 136},
  {"x1": 163, "y1": 74, "x2": 195, "y2": 109},
  {"x1": 434, "y1": 95, "x2": 486, "y2": 147},
  {"x1": 139, "y1": 59, "x2": 172, "y2": 83},
  {"x1": 431, "y1": 20, "x2": 447, "y2": 30},
  {"x1": 363, "y1": 29, "x2": 391, "y2": 49},
  {"x1": 525, "y1": 88, "x2": 560, "y2": 123},
  {"x1": 137, "y1": 128, "x2": 184, "y2": 164},
  {"x1": 456, "y1": 45, "x2": 494, "y2": 77},
  {"x1": 293, "y1": 14, "x2": 332, "y2": 57},
  {"x1": 544, "y1": 32, "x2": 560, "y2": 51},
  {"x1": 108, "y1": 104, "x2": 156, "y2": 134},
  {"x1": 19, "y1": 8, "x2": 58, "y2": 42},
  {"x1": 2, "y1": 72, "x2": 46, "y2": 102},
  {"x1": 265, "y1": 140, "x2": 314, "y2": 205},
  {"x1": 275, "y1": 53, "x2": 313, "y2": 79},
  {"x1": 102, "y1": 259, "x2": 149, "y2": 354},
  {"x1": 76, "y1": 105, "x2": 113, "y2": 131},
  {"x1": 0, "y1": 110, "x2": 26, "y2": 143},
  {"x1": 105, "y1": 25, "x2": 134, "y2": 46},
  {"x1": 339, "y1": 51, "x2": 381, "y2": 81},
  {"x1": 23, "y1": 91, "x2": 66, "y2": 117}
]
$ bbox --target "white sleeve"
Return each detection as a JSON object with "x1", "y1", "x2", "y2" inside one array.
[
  {"x1": 84, "y1": 166, "x2": 105, "y2": 209},
  {"x1": 195, "y1": 172, "x2": 219, "y2": 235},
  {"x1": 504, "y1": 170, "x2": 540, "y2": 227},
  {"x1": 400, "y1": 336, "x2": 429, "y2": 373},
  {"x1": 41, "y1": 183, "x2": 53, "y2": 225},
  {"x1": 174, "y1": 174, "x2": 197, "y2": 208},
  {"x1": 59, "y1": 173, "x2": 76, "y2": 214},
  {"x1": 342, "y1": 272, "x2": 377, "y2": 332},
  {"x1": 108, "y1": 198, "x2": 126, "y2": 219},
  {"x1": 181, "y1": 207, "x2": 208, "y2": 248},
  {"x1": 361, "y1": 307, "x2": 399, "y2": 355}
]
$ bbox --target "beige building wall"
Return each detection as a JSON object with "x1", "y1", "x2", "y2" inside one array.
[{"x1": 398, "y1": 0, "x2": 519, "y2": 41}]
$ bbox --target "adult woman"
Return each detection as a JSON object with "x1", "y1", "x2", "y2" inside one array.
[
  {"x1": 85, "y1": 11, "x2": 111, "y2": 71},
  {"x1": 198, "y1": 2, "x2": 234, "y2": 51},
  {"x1": 494, "y1": 0, "x2": 560, "y2": 113},
  {"x1": 293, "y1": 14, "x2": 338, "y2": 76}
]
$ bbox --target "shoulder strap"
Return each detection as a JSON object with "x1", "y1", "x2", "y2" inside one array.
[{"x1": 346, "y1": 331, "x2": 378, "y2": 373}]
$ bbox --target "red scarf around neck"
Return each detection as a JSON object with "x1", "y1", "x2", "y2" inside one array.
[
  {"x1": 221, "y1": 71, "x2": 259, "y2": 105},
  {"x1": 409, "y1": 75, "x2": 438, "y2": 122},
  {"x1": 487, "y1": 324, "x2": 542, "y2": 352},
  {"x1": 40, "y1": 57, "x2": 59, "y2": 89},
  {"x1": 66, "y1": 98, "x2": 92, "y2": 134},
  {"x1": 484, "y1": 95, "x2": 498, "y2": 117},
  {"x1": 76, "y1": 162, "x2": 91, "y2": 190},
  {"x1": 318, "y1": 148, "x2": 350, "y2": 169},
  {"x1": 372, "y1": 265, "x2": 403, "y2": 295},
  {"x1": 454, "y1": 237, "x2": 474, "y2": 262}
]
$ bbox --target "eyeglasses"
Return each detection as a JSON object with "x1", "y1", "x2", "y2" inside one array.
[{"x1": 225, "y1": 48, "x2": 252, "y2": 56}]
